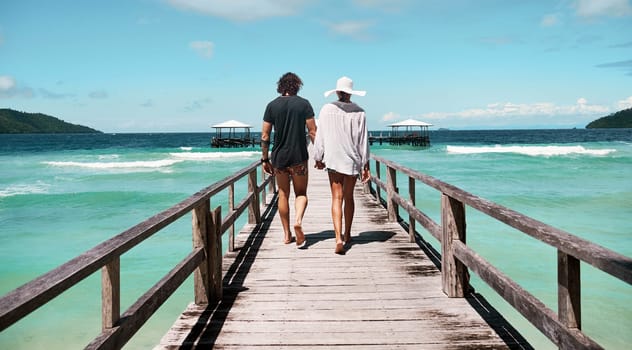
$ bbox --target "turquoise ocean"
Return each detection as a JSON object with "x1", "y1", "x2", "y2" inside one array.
[{"x1": 1, "y1": 129, "x2": 630, "y2": 349}]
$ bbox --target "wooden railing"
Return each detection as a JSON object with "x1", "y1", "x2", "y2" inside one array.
[
  {"x1": 369, "y1": 155, "x2": 631, "y2": 350},
  {"x1": 0, "y1": 160, "x2": 275, "y2": 349}
]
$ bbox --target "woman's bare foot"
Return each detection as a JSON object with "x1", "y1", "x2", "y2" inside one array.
[
  {"x1": 284, "y1": 235, "x2": 295, "y2": 244},
  {"x1": 343, "y1": 233, "x2": 351, "y2": 245},
  {"x1": 294, "y1": 224, "x2": 306, "y2": 248},
  {"x1": 335, "y1": 241, "x2": 345, "y2": 255}
]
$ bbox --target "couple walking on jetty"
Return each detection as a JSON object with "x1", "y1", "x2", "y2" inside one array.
[{"x1": 260, "y1": 72, "x2": 371, "y2": 255}]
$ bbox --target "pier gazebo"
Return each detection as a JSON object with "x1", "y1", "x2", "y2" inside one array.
[
  {"x1": 210, "y1": 120, "x2": 255, "y2": 148},
  {"x1": 370, "y1": 118, "x2": 433, "y2": 146}
]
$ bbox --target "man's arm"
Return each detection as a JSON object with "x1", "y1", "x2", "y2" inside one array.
[
  {"x1": 306, "y1": 117, "x2": 317, "y2": 144},
  {"x1": 261, "y1": 121, "x2": 273, "y2": 174}
]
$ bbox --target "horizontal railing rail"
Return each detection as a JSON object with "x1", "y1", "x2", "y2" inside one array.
[
  {"x1": 370, "y1": 154, "x2": 631, "y2": 350},
  {"x1": 0, "y1": 160, "x2": 275, "y2": 349}
]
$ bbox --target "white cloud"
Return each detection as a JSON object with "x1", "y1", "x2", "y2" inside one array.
[
  {"x1": 421, "y1": 99, "x2": 611, "y2": 123},
  {"x1": 324, "y1": 20, "x2": 375, "y2": 41},
  {"x1": 618, "y1": 96, "x2": 632, "y2": 109},
  {"x1": 382, "y1": 111, "x2": 399, "y2": 122},
  {"x1": 0, "y1": 75, "x2": 15, "y2": 91},
  {"x1": 0, "y1": 76, "x2": 34, "y2": 99},
  {"x1": 574, "y1": 0, "x2": 632, "y2": 17},
  {"x1": 167, "y1": 0, "x2": 309, "y2": 21},
  {"x1": 540, "y1": 14, "x2": 559, "y2": 27},
  {"x1": 190, "y1": 41, "x2": 214, "y2": 59}
]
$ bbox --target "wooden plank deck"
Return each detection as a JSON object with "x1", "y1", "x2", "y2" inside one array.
[{"x1": 156, "y1": 159, "x2": 531, "y2": 349}]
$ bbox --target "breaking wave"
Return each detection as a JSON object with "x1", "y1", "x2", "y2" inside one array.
[
  {"x1": 169, "y1": 151, "x2": 259, "y2": 160},
  {"x1": 0, "y1": 181, "x2": 50, "y2": 198},
  {"x1": 43, "y1": 159, "x2": 184, "y2": 169},
  {"x1": 446, "y1": 145, "x2": 616, "y2": 157}
]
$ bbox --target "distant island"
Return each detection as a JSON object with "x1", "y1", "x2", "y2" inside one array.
[
  {"x1": 586, "y1": 107, "x2": 632, "y2": 128},
  {"x1": 0, "y1": 108, "x2": 102, "y2": 134}
]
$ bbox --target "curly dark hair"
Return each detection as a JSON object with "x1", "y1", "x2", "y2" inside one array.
[{"x1": 276, "y1": 72, "x2": 303, "y2": 96}]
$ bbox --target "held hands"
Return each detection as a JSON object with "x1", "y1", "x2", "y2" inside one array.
[{"x1": 314, "y1": 160, "x2": 326, "y2": 170}]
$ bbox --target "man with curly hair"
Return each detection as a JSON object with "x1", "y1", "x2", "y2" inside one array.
[{"x1": 261, "y1": 72, "x2": 317, "y2": 248}]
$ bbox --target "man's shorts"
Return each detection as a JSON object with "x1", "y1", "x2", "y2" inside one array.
[{"x1": 274, "y1": 161, "x2": 308, "y2": 176}]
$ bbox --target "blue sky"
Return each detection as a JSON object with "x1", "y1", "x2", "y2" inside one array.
[{"x1": 1, "y1": 0, "x2": 631, "y2": 132}]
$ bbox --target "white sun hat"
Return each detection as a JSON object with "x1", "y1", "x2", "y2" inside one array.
[{"x1": 324, "y1": 76, "x2": 366, "y2": 97}]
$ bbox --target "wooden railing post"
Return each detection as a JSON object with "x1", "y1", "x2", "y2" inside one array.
[
  {"x1": 268, "y1": 170, "x2": 276, "y2": 195},
  {"x1": 209, "y1": 206, "x2": 223, "y2": 303},
  {"x1": 101, "y1": 257, "x2": 120, "y2": 329},
  {"x1": 386, "y1": 165, "x2": 398, "y2": 222},
  {"x1": 441, "y1": 194, "x2": 468, "y2": 297},
  {"x1": 228, "y1": 183, "x2": 235, "y2": 252},
  {"x1": 261, "y1": 167, "x2": 267, "y2": 205},
  {"x1": 362, "y1": 162, "x2": 371, "y2": 194},
  {"x1": 375, "y1": 160, "x2": 382, "y2": 203},
  {"x1": 558, "y1": 251, "x2": 581, "y2": 329},
  {"x1": 408, "y1": 176, "x2": 416, "y2": 243},
  {"x1": 193, "y1": 199, "x2": 211, "y2": 305},
  {"x1": 248, "y1": 170, "x2": 261, "y2": 224}
]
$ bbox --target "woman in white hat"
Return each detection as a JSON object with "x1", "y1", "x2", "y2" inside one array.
[{"x1": 313, "y1": 76, "x2": 371, "y2": 255}]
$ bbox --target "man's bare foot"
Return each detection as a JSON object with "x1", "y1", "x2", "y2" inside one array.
[
  {"x1": 284, "y1": 235, "x2": 295, "y2": 244},
  {"x1": 343, "y1": 233, "x2": 351, "y2": 244},
  {"x1": 294, "y1": 224, "x2": 306, "y2": 248},
  {"x1": 335, "y1": 241, "x2": 345, "y2": 255}
]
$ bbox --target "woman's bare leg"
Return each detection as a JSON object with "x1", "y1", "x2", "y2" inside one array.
[
  {"x1": 342, "y1": 175, "x2": 358, "y2": 243},
  {"x1": 328, "y1": 171, "x2": 345, "y2": 254},
  {"x1": 275, "y1": 170, "x2": 293, "y2": 244}
]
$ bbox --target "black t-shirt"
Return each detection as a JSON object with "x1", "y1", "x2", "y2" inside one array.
[{"x1": 263, "y1": 95, "x2": 314, "y2": 168}]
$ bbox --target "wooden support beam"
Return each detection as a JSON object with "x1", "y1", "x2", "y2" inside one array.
[
  {"x1": 386, "y1": 165, "x2": 398, "y2": 221},
  {"x1": 248, "y1": 170, "x2": 261, "y2": 224},
  {"x1": 210, "y1": 206, "x2": 223, "y2": 303},
  {"x1": 558, "y1": 251, "x2": 581, "y2": 330},
  {"x1": 101, "y1": 257, "x2": 120, "y2": 330},
  {"x1": 192, "y1": 199, "x2": 211, "y2": 305},
  {"x1": 441, "y1": 194, "x2": 468, "y2": 297},
  {"x1": 408, "y1": 176, "x2": 416, "y2": 243},
  {"x1": 228, "y1": 183, "x2": 235, "y2": 252}
]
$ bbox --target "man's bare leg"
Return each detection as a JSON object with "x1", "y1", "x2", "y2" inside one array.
[
  {"x1": 291, "y1": 163, "x2": 308, "y2": 247},
  {"x1": 275, "y1": 171, "x2": 293, "y2": 244}
]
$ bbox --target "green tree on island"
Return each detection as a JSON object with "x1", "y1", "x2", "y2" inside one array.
[
  {"x1": 0, "y1": 108, "x2": 101, "y2": 133},
  {"x1": 586, "y1": 108, "x2": 632, "y2": 128}
]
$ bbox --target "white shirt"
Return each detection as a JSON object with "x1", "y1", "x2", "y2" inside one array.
[{"x1": 313, "y1": 101, "x2": 369, "y2": 176}]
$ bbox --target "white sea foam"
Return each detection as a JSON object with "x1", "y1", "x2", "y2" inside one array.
[
  {"x1": 179, "y1": 147, "x2": 193, "y2": 151},
  {"x1": 0, "y1": 181, "x2": 50, "y2": 198},
  {"x1": 43, "y1": 159, "x2": 183, "y2": 169},
  {"x1": 169, "y1": 151, "x2": 259, "y2": 160},
  {"x1": 446, "y1": 145, "x2": 616, "y2": 157},
  {"x1": 98, "y1": 154, "x2": 120, "y2": 160}
]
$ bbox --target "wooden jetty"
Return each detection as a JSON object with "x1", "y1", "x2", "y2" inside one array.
[
  {"x1": 1, "y1": 153, "x2": 630, "y2": 349},
  {"x1": 156, "y1": 159, "x2": 525, "y2": 349}
]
